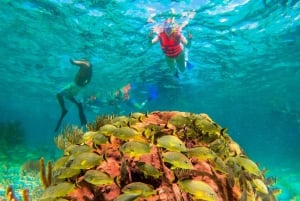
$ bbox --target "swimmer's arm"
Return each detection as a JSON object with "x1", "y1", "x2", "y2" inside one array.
[
  {"x1": 179, "y1": 20, "x2": 189, "y2": 31},
  {"x1": 70, "y1": 59, "x2": 91, "y2": 68},
  {"x1": 147, "y1": 13, "x2": 157, "y2": 23},
  {"x1": 150, "y1": 35, "x2": 159, "y2": 44},
  {"x1": 181, "y1": 34, "x2": 188, "y2": 45},
  {"x1": 179, "y1": 10, "x2": 196, "y2": 31},
  {"x1": 148, "y1": 29, "x2": 159, "y2": 44},
  {"x1": 181, "y1": 33, "x2": 192, "y2": 48}
]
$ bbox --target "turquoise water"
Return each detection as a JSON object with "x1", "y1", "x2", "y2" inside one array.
[{"x1": 0, "y1": 0, "x2": 299, "y2": 200}]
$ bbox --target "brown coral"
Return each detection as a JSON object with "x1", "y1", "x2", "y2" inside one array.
[
  {"x1": 5, "y1": 186, "x2": 29, "y2": 201},
  {"x1": 39, "y1": 157, "x2": 52, "y2": 188}
]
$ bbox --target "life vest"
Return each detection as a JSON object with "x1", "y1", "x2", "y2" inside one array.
[{"x1": 159, "y1": 31, "x2": 182, "y2": 58}]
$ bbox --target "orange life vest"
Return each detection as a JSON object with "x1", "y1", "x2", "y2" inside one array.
[{"x1": 159, "y1": 31, "x2": 182, "y2": 58}]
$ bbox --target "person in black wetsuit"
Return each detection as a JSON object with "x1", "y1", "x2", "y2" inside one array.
[{"x1": 54, "y1": 58, "x2": 92, "y2": 132}]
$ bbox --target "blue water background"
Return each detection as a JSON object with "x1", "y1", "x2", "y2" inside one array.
[{"x1": 0, "y1": 0, "x2": 299, "y2": 200}]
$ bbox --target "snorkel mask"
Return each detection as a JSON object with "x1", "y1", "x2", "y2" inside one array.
[{"x1": 164, "y1": 22, "x2": 174, "y2": 36}]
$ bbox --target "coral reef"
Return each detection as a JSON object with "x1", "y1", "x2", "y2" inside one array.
[
  {"x1": 6, "y1": 111, "x2": 280, "y2": 201},
  {"x1": 54, "y1": 125, "x2": 84, "y2": 150},
  {"x1": 47, "y1": 111, "x2": 279, "y2": 201},
  {"x1": 40, "y1": 157, "x2": 52, "y2": 188},
  {"x1": 5, "y1": 186, "x2": 29, "y2": 201}
]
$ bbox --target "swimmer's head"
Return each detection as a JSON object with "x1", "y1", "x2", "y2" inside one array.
[{"x1": 163, "y1": 21, "x2": 175, "y2": 36}]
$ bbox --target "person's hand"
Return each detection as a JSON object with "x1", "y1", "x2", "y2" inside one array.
[
  {"x1": 70, "y1": 58, "x2": 75, "y2": 64},
  {"x1": 181, "y1": 11, "x2": 189, "y2": 18},
  {"x1": 147, "y1": 17, "x2": 155, "y2": 23},
  {"x1": 147, "y1": 13, "x2": 156, "y2": 23},
  {"x1": 188, "y1": 32, "x2": 193, "y2": 39},
  {"x1": 148, "y1": 30, "x2": 153, "y2": 38},
  {"x1": 188, "y1": 10, "x2": 196, "y2": 19}
]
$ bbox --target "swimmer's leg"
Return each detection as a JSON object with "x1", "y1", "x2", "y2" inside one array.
[
  {"x1": 176, "y1": 51, "x2": 186, "y2": 72},
  {"x1": 78, "y1": 102, "x2": 87, "y2": 125},
  {"x1": 54, "y1": 93, "x2": 68, "y2": 132},
  {"x1": 69, "y1": 96, "x2": 87, "y2": 126},
  {"x1": 165, "y1": 56, "x2": 178, "y2": 77}
]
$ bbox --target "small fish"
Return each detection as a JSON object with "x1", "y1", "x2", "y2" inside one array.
[
  {"x1": 185, "y1": 146, "x2": 217, "y2": 160},
  {"x1": 157, "y1": 135, "x2": 187, "y2": 152},
  {"x1": 235, "y1": 156, "x2": 261, "y2": 176},
  {"x1": 66, "y1": 145, "x2": 93, "y2": 160},
  {"x1": 83, "y1": 170, "x2": 114, "y2": 186},
  {"x1": 112, "y1": 116, "x2": 130, "y2": 127},
  {"x1": 252, "y1": 178, "x2": 268, "y2": 194},
  {"x1": 142, "y1": 127, "x2": 154, "y2": 139},
  {"x1": 83, "y1": 131, "x2": 98, "y2": 143},
  {"x1": 56, "y1": 167, "x2": 81, "y2": 179},
  {"x1": 63, "y1": 144, "x2": 79, "y2": 156},
  {"x1": 178, "y1": 179, "x2": 219, "y2": 201},
  {"x1": 130, "y1": 112, "x2": 146, "y2": 119},
  {"x1": 115, "y1": 193, "x2": 141, "y2": 201},
  {"x1": 92, "y1": 133, "x2": 108, "y2": 146},
  {"x1": 194, "y1": 118, "x2": 221, "y2": 136},
  {"x1": 163, "y1": 151, "x2": 194, "y2": 170},
  {"x1": 136, "y1": 162, "x2": 162, "y2": 179},
  {"x1": 122, "y1": 182, "x2": 155, "y2": 197},
  {"x1": 119, "y1": 141, "x2": 151, "y2": 159},
  {"x1": 112, "y1": 127, "x2": 143, "y2": 141},
  {"x1": 226, "y1": 156, "x2": 242, "y2": 175},
  {"x1": 53, "y1": 156, "x2": 69, "y2": 171},
  {"x1": 209, "y1": 156, "x2": 228, "y2": 174},
  {"x1": 99, "y1": 124, "x2": 117, "y2": 136},
  {"x1": 168, "y1": 115, "x2": 191, "y2": 128},
  {"x1": 131, "y1": 112, "x2": 145, "y2": 117},
  {"x1": 70, "y1": 152, "x2": 102, "y2": 170},
  {"x1": 39, "y1": 182, "x2": 75, "y2": 200},
  {"x1": 142, "y1": 124, "x2": 162, "y2": 140}
]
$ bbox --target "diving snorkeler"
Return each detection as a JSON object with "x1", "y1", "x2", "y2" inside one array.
[
  {"x1": 148, "y1": 9, "x2": 195, "y2": 78},
  {"x1": 54, "y1": 58, "x2": 92, "y2": 132},
  {"x1": 84, "y1": 83, "x2": 155, "y2": 115},
  {"x1": 109, "y1": 83, "x2": 149, "y2": 111}
]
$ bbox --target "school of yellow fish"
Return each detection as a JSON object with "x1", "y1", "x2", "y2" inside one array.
[{"x1": 38, "y1": 111, "x2": 280, "y2": 201}]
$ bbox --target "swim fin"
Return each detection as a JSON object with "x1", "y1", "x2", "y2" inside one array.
[
  {"x1": 78, "y1": 103, "x2": 87, "y2": 125},
  {"x1": 174, "y1": 69, "x2": 180, "y2": 78},
  {"x1": 54, "y1": 109, "x2": 68, "y2": 132},
  {"x1": 147, "y1": 84, "x2": 158, "y2": 100},
  {"x1": 186, "y1": 60, "x2": 194, "y2": 70}
]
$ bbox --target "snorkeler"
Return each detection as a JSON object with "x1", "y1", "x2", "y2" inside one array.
[
  {"x1": 84, "y1": 83, "x2": 155, "y2": 115},
  {"x1": 54, "y1": 58, "x2": 92, "y2": 132},
  {"x1": 148, "y1": 9, "x2": 195, "y2": 78}
]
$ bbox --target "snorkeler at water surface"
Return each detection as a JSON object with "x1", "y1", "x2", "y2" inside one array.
[{"x1": 148, "y1": 8, "x2": 196, "y2": 78}]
